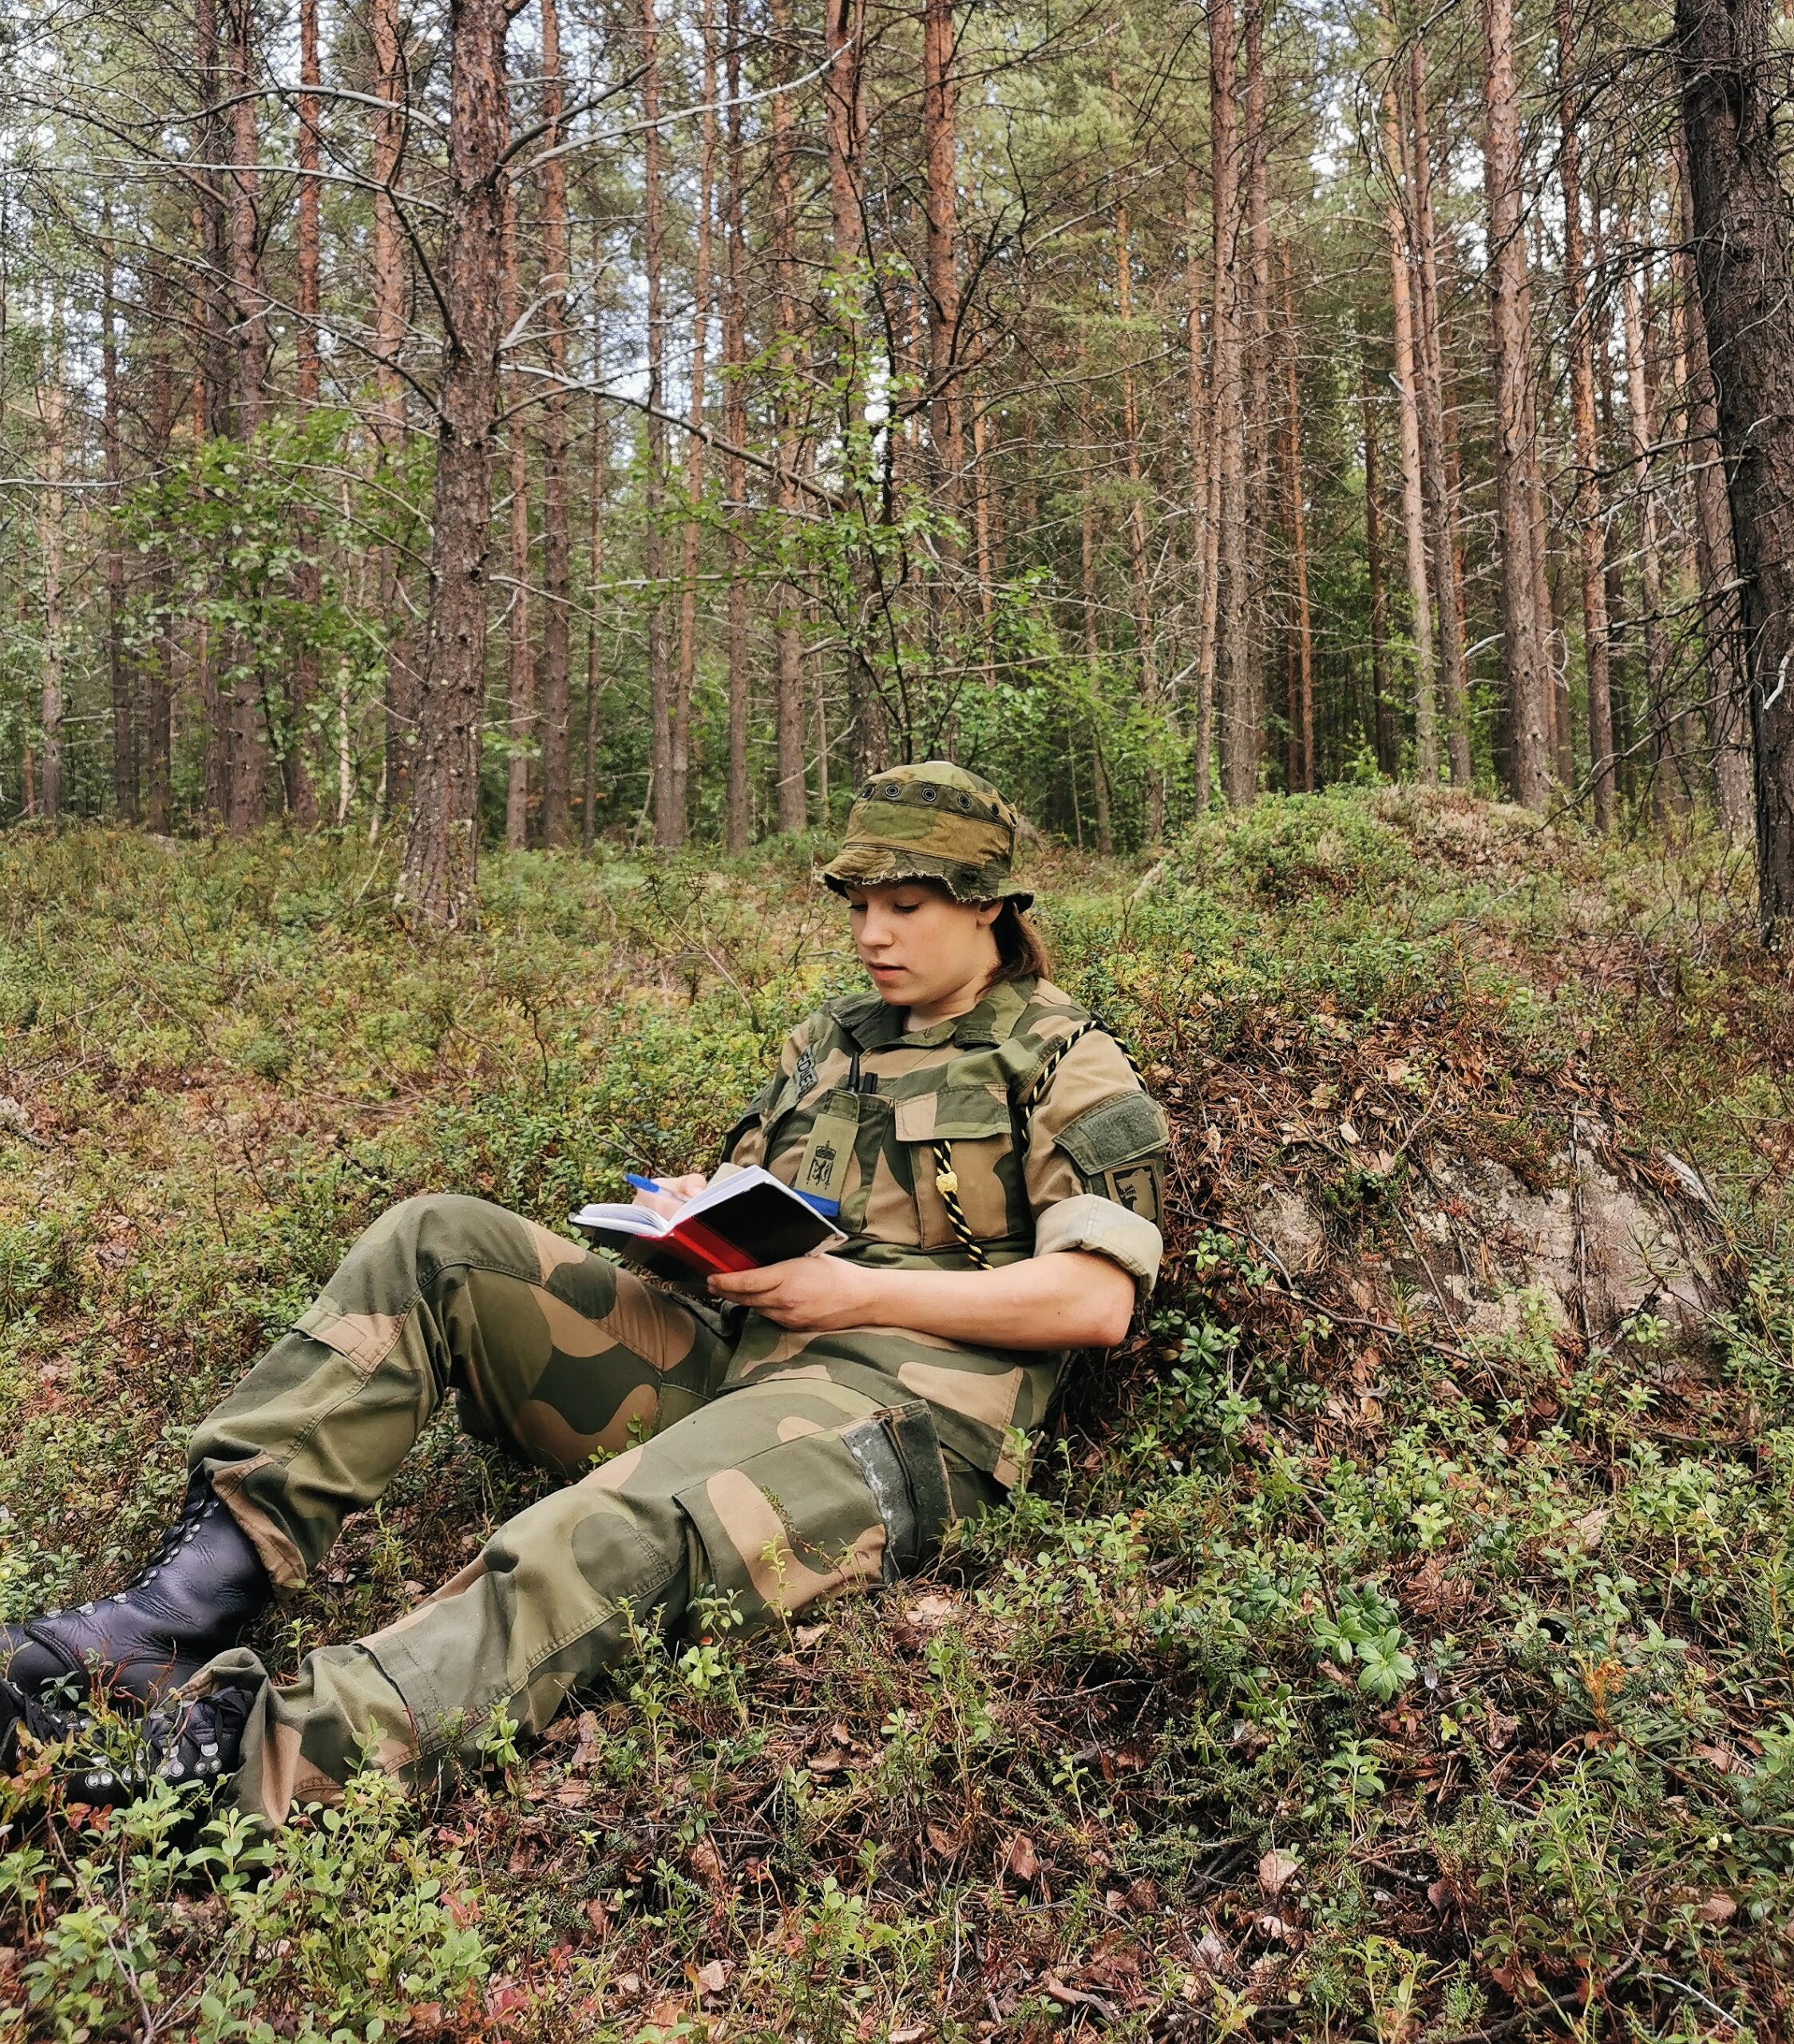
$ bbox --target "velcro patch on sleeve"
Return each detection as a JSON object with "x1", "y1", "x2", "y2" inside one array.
[{"x1": 1055, "y1": 1090, "x2": 1169, "y2": 1178}]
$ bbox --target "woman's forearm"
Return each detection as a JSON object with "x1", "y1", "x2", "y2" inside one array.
[{"x1": 849, "y1": 1250, "x2": 1136, "y2": 1352}]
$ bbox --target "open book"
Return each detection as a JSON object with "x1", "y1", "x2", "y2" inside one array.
[{"x1": 569, "y1": 1166, "x2": 846, "y2": 1284}]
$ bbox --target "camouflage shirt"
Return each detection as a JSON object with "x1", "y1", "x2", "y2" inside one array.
[{"x1": 717, "y1": 975, "x2": 1169, "y2": 1485}]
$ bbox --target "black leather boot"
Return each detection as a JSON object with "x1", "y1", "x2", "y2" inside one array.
[
  {"x1": 1, "y1": 1675, "x2": 257, "y2": 1807},
  {"x1": 0, "y1": 1472, "x2": 272, "y2": 1708}
]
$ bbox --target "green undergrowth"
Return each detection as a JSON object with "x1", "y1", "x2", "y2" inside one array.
[{"x1": 0, "y1": 790, "x2": 1790, "y2": 2041}]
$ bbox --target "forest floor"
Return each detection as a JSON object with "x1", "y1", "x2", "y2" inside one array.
[{"x1": 1, "y1": 786, "x2": 1792, "y2": 2044}]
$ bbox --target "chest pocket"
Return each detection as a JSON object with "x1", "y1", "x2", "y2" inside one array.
[{"x1": 893, "y1": 1084, "x2": 1019, "y2": 1251}]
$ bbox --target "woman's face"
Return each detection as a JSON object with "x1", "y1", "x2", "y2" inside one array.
[{"x1": 844, "y1": 880, "x2": 1002, "y2": 1020}]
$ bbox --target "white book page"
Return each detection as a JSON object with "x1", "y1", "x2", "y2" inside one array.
[{"x1": 566, "y1": 1202, "x2": 672, "y2": 1238}]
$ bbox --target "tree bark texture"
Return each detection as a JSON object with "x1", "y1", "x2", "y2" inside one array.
[
  {"x1": 642, "y1": 0, "x2": 678, "y2": 846},
  {"x1": 372, "y1": 0, "x2": 418, "y2": 813},
  {"x1": 1675, "y1": 0, "x2": 1794, "y2": 934},
  {"x1": 770, "y1": 0, "x2": 808, "y2": 832},
  {"x1": 396, "y1": 0, "x2": 510, "y2": 929},
  {"x1": 1557, "y1": 0, "x2": 1616, "y2": 830},
  {"x1": 537, "y1": 0, "x2": 573, "y2": 845},
  {"x1": 1115, "y1": 190, "x2": 1164, "y2": 838},
  {"x1": 502, "y1": 182, "x2": 534, "y2": 851},
  {"x1": 1281, "y1": 243, "x2": 1314, "y2": 792},
  {"x1": 1212, "y1": 0, "x2": 1253, "y2": 808},
  {"x1": 673, "y1": 0, "x2": 719, "y2": 829},
  {"x1": 1673, "y1": 125, "x2": 1753, "y2": 839},
  {"x1": 101, "y1": 221, "x2": 135, "y2": 822},
  {"x1": 289, "y1": 0, "x2": 323, "y2": 825},
  {"x1": 1406, "y1": 34, "x2": 1471, "y2": 786},
  {"x1": 1381, "y1": 73, "x2": 1436, "y2": 778},
  {"x1": 1188, "y1": 163, "x2": 1218, "y2": 814},
  {"x1": 923, "y1": 0, "x2": 965, "y2": 539},
  {"x1": 1360, "y1": 351, "x2": 1396, "y2": 777},
  {"x1": 38, "y1": 359, "x2": 66, "y2": 822},
  {"x1": 1482, "y1": 0, "x2": 1552, "y2": 806},
  {"x1": 723, "y1": 0, "x2": 751, "y2": 850}
]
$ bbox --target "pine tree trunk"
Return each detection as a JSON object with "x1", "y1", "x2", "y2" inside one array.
[
  {"x1": 723, "y1": 0, "x2": 751, "y2": 851},
  {"x1": 395, "y1": 0, "x2": 511, "y2": 929},
  {"x1": 1381, "y1": 73, "x2": 1436, "y2": 778},
  {"x1": 641, "y1": 0, "x2": 678, "y2": 846},
  {"x1": 223, "y1": 0, "x2": 267, "y2": 833},
  {"x1": 145, "y1": 261, "x2": 175, "y2": 833},
  {"x1": 1483, "y1": 0, "x2": 1552, "y2": 806},
  {"x1": 1242, "y1": 0, "x2": 1269, "y2": 789},
  {"x1": 1360, "y1": 351, "x2": 1395, "y2": 776},
  {"x1": 537, "y1": 0, "x2": 573, "y2": 845},
  {"x1": 1115, "y1": 192, "x2": 1164, "y2": 838},
  {"x1": 1212, "y1": 0, "x2": 1253, "y2": 809},
  {"x1": 1407, "y1": 34, "x2": 1472, "y2": 785},
  {"x1": 824, "y1": 0, "x2": 883, "y2": 776},
  {"x1": 1674, "y1": 0, "x2": 1794, "y2": 934},
  {"x1": 372, "y1": 0, "x2": 417, "y2": 814},
  {"x1": 1557, "y1": 0, "x2": 1616, "y2": 830},
  {"x1": 1281, "y1": 243, "x2": 1314, "y2": 792},
  {"x1": 1673, "y1": 125, "x2": 1752, "y2": 838},
  {"x1": 770, "y1": 0, "x2": 808, "y2": 832},
  {"x1": 1187, "y1": 164, "x2": 1218, "y2": 814},
  {"x1": 674, "y1": 0, "x2": 719, "y2": 827},
  {"x1": 38, "y1": 353, "x2": 65, "y2": 822},
  {"x1": 194, "y1": 0, "x2": 231, "y2": 444},
  {"x1": 1077, "y1": 376, "x2": 1114, "y2": 853},
  {"x1": 502, "y1": 182, "x2": 534, "y2": 850},
  {"x1": 1620, "y1": 236, "x2": 1681, "y2": 816},
  {"x1": 290, "y1": 0, "x2": 323, "y2": 826},
  {"x1": 924, "y1": 0, "x2": 964, "y2": 547},
  {"x1": 584, "y1": 290, "x2": 607, "y2": 850},
  {"x1": 101, "y1": 219, "x2": 135, "y2": 823}
]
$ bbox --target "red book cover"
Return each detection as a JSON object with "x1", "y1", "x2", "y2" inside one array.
[{"x1": 663, "y1": 1217, "x2": 758, "y2": 1274}]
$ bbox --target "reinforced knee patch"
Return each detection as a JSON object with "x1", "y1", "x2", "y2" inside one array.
[{"x1": 839, "y1": 1400, "x2": 956, "y2": 1581}]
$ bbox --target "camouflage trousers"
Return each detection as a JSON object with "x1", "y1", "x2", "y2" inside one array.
[{"x1": 183, "y1": 1195, "x2": 992, "y2": 1825}]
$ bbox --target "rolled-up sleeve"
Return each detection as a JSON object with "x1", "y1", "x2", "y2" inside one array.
[{"x1": 1024, "y1": 1033, "x2": 1170, "y2": 1304}]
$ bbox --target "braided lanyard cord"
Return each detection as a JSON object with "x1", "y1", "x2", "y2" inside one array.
[
  {"x1": 931, "y1": 1143, "x2": 993, "y2": 1269},
  {"x1": 929, "y1": 1014, "x2": 1143, "y2": 1270}
]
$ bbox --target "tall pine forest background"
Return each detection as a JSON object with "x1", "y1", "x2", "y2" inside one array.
[{"x1": 3, "y1": 0, "x2": 1793, "y2": 930}]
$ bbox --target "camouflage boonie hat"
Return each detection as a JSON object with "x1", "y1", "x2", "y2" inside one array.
[{"x1": 820, "y1": 762, "x2": 1032, "y2": 909}]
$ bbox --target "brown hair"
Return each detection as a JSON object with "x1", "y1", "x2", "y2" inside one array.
[{"x1": 990, "y1": 900, "x2": 1051, "y2": 984}]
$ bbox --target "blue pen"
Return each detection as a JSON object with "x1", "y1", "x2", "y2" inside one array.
[{"x1": 624, "y1": 1173, "x2": 663, "y2": 1194}]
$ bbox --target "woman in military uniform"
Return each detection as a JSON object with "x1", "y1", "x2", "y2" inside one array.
[{"x1": 1, "y1": 763, "x2": 1169, "y2": 1819}]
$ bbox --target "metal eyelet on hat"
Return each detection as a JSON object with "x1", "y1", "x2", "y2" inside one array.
[{"x1": 921, "y1": 784, "x2": 939, "y2": 802}]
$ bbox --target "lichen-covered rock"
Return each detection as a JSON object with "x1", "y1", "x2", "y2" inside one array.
[
  {"x1": 1422, "y1": 1140, "x2": 1718, "y2": 1347},
  {"x1": 1241, "y1": 1137, "x2": 1721, "y2": 1352}
]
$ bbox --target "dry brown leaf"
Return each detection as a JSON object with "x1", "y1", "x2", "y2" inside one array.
[
  {"x1": 1339, "y1": 1119, "x2": 1361, "y2": 1145},
  {"x1": 1190, "y1": 1927, "x2": 1231, "y2": 1975},
  {"x1": 1004, "y1": 1833, "x2": 1040, "y2": 1885},
  {"x1": 1257, "y1": 1848, "x2": 1300, "y2": 1897},
  {"x1": 925, "y1": 1822, "x2": 959, "y2": 1857},
  {"x1": 889, "y1": 2026, "x2": 930, "y2": 2043},
  {"x1": 694, "y1": 1959, "x2": 731, "y2": 1997},
  {"x1": 1696, "y1": 1893, "x2": 1737, "y2": 1924},
  {"x1": 583, "y1": 1899, "x2": 610, "y2": 1939}
]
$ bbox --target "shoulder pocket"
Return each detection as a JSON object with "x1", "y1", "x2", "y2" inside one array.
[{"x1": 1055, "y1": 1090, "x2": 1168, "y2": 1175}]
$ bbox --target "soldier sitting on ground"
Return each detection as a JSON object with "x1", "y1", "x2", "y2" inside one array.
[{"x1": 0, "y1": 763, "x2": 1169, "y2": 1820}]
